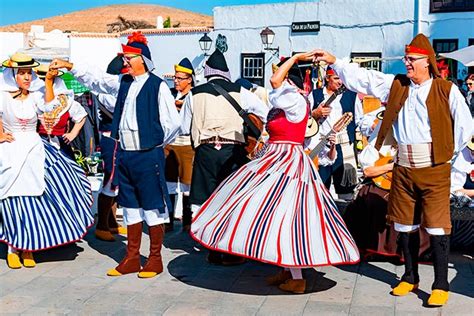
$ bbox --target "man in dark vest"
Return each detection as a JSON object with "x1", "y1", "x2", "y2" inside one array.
[
  {"x1": 180, "y1": 49, "x2": 267, "y2": 264},
  {"x1": 313, "y1": 34, "x2": 472, "y2": 306},
  {"x1": 53, "y1": 32, "x2": 181, "y2": 278},
  {"x1": 310, "y1": 67, "x2": 360, "y2": 199}
]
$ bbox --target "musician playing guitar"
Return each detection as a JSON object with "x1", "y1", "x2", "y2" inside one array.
[{"x1": 310, "y1": 67, "x2": 362, "y2": 199}]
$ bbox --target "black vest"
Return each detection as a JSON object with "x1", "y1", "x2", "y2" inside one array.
[
  {"x1": 110, "y1": 73, "x2": 164, "y2": 150},
  {"x1": 312, "y1": 88, "x2": 357, "y2": 144}
]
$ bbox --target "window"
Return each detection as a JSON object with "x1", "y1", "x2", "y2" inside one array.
[
  {"x1": 350, "y1": 52, "x2": 382, "y2": 71},
  {"x1": 433, "y1": 39, "x2": 458, "y2": 80},
  {"x1": 240, "y1": 53, "x2": 265, "y2": 87},
  {"x1": 430, "y1": 0, "x2": 474, "y2": 13}
]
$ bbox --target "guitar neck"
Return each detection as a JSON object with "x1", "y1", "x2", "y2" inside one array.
[{"x1": 308, "y1": 131, "x2": 333, "y2": 160}]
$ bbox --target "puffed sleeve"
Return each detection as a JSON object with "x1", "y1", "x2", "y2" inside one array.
[
  {"x1": 68, "y1": 99, "x2": 88, "y2": 123},
  {"x1": 358, "y1": 144, "x2": 380, "y2": 170},
  {"x1": 268, "y1": 81, "x2": 307, "y2": 123}
]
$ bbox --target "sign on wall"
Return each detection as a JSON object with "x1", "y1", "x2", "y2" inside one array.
[{"x1": 291, "y1": 21, "x2": 320, "y2": 33}]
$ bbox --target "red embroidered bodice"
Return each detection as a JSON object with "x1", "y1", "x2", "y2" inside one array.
[
  {"x1": 38, "y1": 112, "x2": 70, "y2": 136},
  {"x1": 267, "y1": 108, "x2": 308, "y2": 144}
]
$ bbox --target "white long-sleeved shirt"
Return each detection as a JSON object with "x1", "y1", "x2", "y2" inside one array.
[
  {"x1": 332, "y1": 58, "x2": 473, "y2": 155},
  {"x1": 180, "y1": 77, "x2": 268, "y2": 136},
  {"x1": 451, "y1": 146, "x2": 474, "y2": 192},
  {"x1": 70, "y1": 64, "x2": 180, "y2": 150}
]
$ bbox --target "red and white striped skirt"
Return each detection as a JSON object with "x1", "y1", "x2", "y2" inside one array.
[{"x1": 191, "y1": 142, "x2": 360, "y2": 268}]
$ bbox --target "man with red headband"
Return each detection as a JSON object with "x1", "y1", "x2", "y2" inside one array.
[
  {"x1": 52, "y1": 32, "x2": 180, "y2": 279},
  {"x1": 310, "y1": 66, "x2": 362, "y2": 200},
  {"x1": 313, "y1": 34, "x2": 472, "y2": 306}
]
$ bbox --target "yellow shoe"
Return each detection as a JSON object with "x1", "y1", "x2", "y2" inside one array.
[
  {"x1": 117, "y1": 226, "x2": 127, "y2": 235},
  {"x1": 106, "y1": 268, "x2": 123, "y2": 276},
  {"x1": 392, "y1": 281, "x2": 418, "y2": 296},
  {"x1": 427, "y1": 290, "x2": 449, "y2": 306},
  {"x1": 21, "y1": 252, "x2": 36, "y2": 268},
  {"x1": 137, "y1": 271, "x2": 158, "y2": 278},
  {"x1": 7, "y1": 253, "x2": 21, "y2": 269}
]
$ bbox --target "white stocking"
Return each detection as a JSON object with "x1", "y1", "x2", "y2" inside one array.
[{"x1": 289, "y1": 268, "x2": 303, "y2": 280}]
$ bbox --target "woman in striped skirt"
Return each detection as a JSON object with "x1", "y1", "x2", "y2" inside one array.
[
  {"x1": 0, "y1": 53, "x2": 94, "y2": 269},
  {"x1": 191, "y1": 53, "x2": 359, "y2": 294}
]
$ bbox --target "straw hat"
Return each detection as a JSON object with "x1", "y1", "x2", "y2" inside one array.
[
  {"x1": 34, "y1": 64, "x2": 63, "y2": 79},
  {"x1": 2, "y1": 52, "x2": 40, "y2": 68}
]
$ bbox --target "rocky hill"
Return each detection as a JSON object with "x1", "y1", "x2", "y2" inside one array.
[{"x1": 0, "y1": 4, "x2": 213, "y2": 33}]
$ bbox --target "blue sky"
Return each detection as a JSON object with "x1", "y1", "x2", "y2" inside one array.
[{"x1": 0, "y1": 0, "x2": 312, "y2": 26}]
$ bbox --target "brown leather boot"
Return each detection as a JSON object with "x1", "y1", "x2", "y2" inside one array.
[
  {"x1": 279, "y1": 279, "x2": 306, "y2": 294},
  {"x1": 107, "y1": 222, "x2": 143, "y2": 276},
  {"x1": 266, "y1": 270, "x2": 292, "y2": 285},
  {"x1": 138, "y1": 224, "x2": 164, "y2": 278},
  {"x1": 95, "y1": 193, "x2": 115, "y2": 241}
]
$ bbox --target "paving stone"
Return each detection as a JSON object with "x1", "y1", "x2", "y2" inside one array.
[
  {"x1": 1, "y1": 228, "x2": 472, "y2": 315},
  {"x1": 256, "y1": 294, "x2": 309, "y2": 315},
  {"x1": 303, "y1": 301, "x2": 350, "y2": 315}
]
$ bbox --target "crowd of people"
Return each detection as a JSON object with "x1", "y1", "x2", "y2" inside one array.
[{"x1": 0, "y1": 31, "x2": 472, "y2": 307}]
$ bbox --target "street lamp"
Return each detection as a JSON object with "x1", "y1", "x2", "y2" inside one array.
[
  {"x1": 199, "y1": 33, "x2": 213, "y2": 56},
  {"x1": 260, "y1": 27, "x2": 279, "y2": 56}
]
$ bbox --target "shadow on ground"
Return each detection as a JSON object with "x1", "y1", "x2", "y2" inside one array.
[{"x1": 166, "y1": 242, "x2": 337, "y2": 295}]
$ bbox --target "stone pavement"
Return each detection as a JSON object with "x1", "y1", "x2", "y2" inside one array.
[{"x1": 0, "y1": 222, "x2": 472, "y2": 315}]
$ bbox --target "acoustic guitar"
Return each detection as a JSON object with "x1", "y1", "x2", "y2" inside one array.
[
  {"x1": 371, "y1": 155, "x2": 393, "y2": 190},
  {"x1": 305, "y1": 112, "x2": 353, "y2": 166},
  {"x1": 305, "y1": 85, "x2": 346, "y2": 138}
]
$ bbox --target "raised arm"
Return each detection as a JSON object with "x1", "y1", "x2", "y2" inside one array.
[
  {"x1": 313, "y1": 50, "x2": 395, "y2": 103},
  {"x1": 50, "y1": 58, "x2": 121, "y2": 97}
]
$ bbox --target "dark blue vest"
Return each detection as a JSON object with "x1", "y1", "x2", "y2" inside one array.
[
  {"x1": 312, "y1": 88, "x2": 356, "y2": 144},
  {"x1": 110, "y1": 73, "x2": 164, "y2": 150}
]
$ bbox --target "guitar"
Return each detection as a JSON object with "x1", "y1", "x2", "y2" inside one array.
[
  {"x1": 305, "y1": 112, "x2": 353, "y2": 166},
  {"x1": 305, "y1": 85, "x2": 346, "y2": 138},
  {"x1": 371, "y1": 155, "x2": 393, "y2": 190}
]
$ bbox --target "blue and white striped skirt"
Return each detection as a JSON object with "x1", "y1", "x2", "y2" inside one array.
[
  {"x1": 191, "y1": 143, "x2": 360, "y2": 268},
  {"x1": 0, "y1": 141, "x2": 94, "y2": 251}
]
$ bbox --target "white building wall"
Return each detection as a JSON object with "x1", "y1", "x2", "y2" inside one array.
[
  {"x1": 0, "y1": 32, "x2": 24, "y2": 62},
  {"x1": 419, "y1": 0, "x2": 474, "y2": 79}
]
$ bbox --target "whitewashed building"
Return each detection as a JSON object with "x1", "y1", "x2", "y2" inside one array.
[
  {"x1": 1, "y1": 0, "x2": 473, "y2": 87},
  {"x1": 212, "y1": 0, "x2": 474, "y2": 87}
]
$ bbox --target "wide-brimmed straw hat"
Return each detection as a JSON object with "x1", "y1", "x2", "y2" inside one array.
[
  {"x1": 2, "y1": 52, "x2": 40, "y2": 68},
  {"x1": 34, "y1": 64, "x2": 64, "y2": 79}
]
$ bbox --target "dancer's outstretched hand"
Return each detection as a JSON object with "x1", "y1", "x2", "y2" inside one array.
[{"x1": 312, "y1": 50, "x2": 336, "y2": 65}]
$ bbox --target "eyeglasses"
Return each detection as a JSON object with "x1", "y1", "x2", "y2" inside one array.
[
  {"x1": 402, "y1": 56, "x2": 427, "y2": 64},
  {"x1": 173, "y1": 76, "x2": 191, "y2": 81},
  {"x1": 122, "y1": 55, "x2": 140, "y2": 63}
]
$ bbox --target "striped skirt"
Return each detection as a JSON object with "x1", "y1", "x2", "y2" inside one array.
[
  {"x1": 0, "y1": 141, "x2": 94, "y2": 251},
  {"x1": 191, "y1": 143, "x2": 360, "y2": 268}
]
